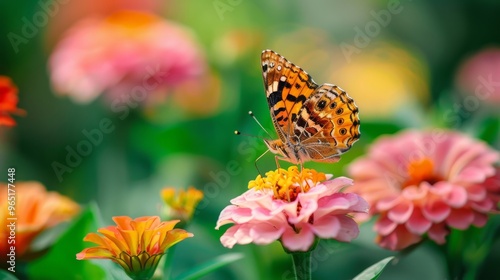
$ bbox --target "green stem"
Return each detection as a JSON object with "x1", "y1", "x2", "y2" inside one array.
[
  {"x1": 291, "y1": 251, "x2": 312, "y2": 280},
  {"x1": 446, "y1": 230, "x2": 465, "y2": 280},
  {"x1": 162, "y1": 246, "x2": 176, "y2": 279}
]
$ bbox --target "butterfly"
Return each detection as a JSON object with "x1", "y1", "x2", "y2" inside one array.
[{"x1": 260, "y1": 49, "x2": 360, "y2": 166}]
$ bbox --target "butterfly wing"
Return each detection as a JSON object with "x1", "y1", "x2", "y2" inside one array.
[
  {"x1": 297, "y1": 84, "x2": 360, "y2": 160},
  {"x1": 261, "y1": 50, "x2": 319, "y2": 142},
  {"x1": 261, "y1": 50, "x2": 360, "y2": 164}
]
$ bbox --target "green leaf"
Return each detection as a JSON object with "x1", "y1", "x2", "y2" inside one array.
[
  {"x1": 353, "y1": 256, "x2": 395, "y2": 280},
  {"x1": 0, "y1": 270, "x2": 19, "y2": 280},
  {"x1": 477, "y1": 116, "x2": 500, "y2": 144},
  {"x1": 173, "y1": 253, "x2": 244, "y2": 280},
  {"x1": 26, "y1": 203, "x2": 122, "y2": 280}
]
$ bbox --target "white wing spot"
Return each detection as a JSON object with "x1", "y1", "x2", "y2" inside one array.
[
  {"x1": 272, "y1": 81, "x2": 279, "y2": 91},
  {"x1": 270, "y1": 62, "x2": 275, "y2": 68},
  {"x1": 277, "y1": 65, "x2": 282, "y2": 71},
  {"x1": 280, "y1": 75, "x2": 286, "y2": 82}
]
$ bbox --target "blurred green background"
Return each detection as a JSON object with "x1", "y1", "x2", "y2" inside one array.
[{"x1": 1, "y1": 0, "x2": 499, "y2": 279}]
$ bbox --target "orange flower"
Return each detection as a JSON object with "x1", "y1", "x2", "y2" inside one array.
[
  {"x1": 0, "y1": 76, "x2": 25, "y2": 126},
  {"x1": 77, "y1": 216, "x2": 193, "y2": 280},
  {"x1": 161, "y1": 187, "x2": 203, "y2": 222},
  {"x1": 0, "y1": 181, "x2": 80, "y2": 262}
]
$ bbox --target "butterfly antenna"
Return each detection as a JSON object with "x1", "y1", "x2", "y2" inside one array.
[
  {"x1": 233, "y1": 131, "x2": 268, "y2": 176},
  {"x1": 253, "y1": 149, "x2": 270, "y2": 176},
  {"x1": 248, "y1": 111, "x2": 273, "y2": 139},
  {"x1": 234, "y1": 130, "x2": 266, "y2": 140}
]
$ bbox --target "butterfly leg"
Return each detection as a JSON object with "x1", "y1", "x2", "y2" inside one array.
[
  {"x1": 274, "y1": 156, "x2": 282, "y2": 170},
  {"x1": 298, "y1": 162, "x2": 307, "y2": 192}
]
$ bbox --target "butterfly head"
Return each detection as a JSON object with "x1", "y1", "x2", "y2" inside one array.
[
  {"x1": 263, "y1": 139, "x2": 283, "y2": 154},
  {"x1": 264, "y1": 138, "x2": 301, "y2": 164}
]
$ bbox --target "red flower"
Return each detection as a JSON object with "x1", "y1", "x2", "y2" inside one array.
[{"x1": 0, "y1": 76, "x2": 25, "y2": 126}]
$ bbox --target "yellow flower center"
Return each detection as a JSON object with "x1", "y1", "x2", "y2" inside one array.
[
  {"x1": 404, "y1": 158, "x2": 441, "y2": 188},
  {"x1": 248, "y1": 166, "x2": 327, "y2": 202}
]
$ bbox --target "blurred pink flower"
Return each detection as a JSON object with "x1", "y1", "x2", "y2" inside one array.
[
  {"x1": 49, "y1": 10, "x2": 206, "y2": 103},
  {"x1": 348, "y1": 130, "x2": 499, "y2": 250},
  {"x1": 216, "y1": 167, "x2": 368, "y2": 252},
  {"x1": 456, "y1": 47, "x2": 500, "y2": 105}
]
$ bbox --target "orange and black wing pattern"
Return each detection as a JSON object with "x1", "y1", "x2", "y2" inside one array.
[{"x1": 261, "y1": 50, "x2": 318, "y2": 140}]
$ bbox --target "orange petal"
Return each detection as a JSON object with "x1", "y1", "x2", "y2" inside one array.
[
  {"x1": 76, "y1": 247, "x2": 114, "y2": 260},
  {"x1": 113, "y1": 216, "x2": 133, "y2": 230},
  {"x1": 159, "y1": 229, "x2": 193, "y2": 251}
]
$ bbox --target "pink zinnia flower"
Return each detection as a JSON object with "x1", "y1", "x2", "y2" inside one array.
[
  {"x1": 456, "y1": 47, "x2": 500, "y2": 105},
  {"x1": 49, "y1": 10, "x2": 206, "y2": 103},
  {"x1": 216, "y1": 167, "x2": 368, "y2": 252},
  {"x1": 348, "y1": 130, "x2": 499, "y2": 250}
]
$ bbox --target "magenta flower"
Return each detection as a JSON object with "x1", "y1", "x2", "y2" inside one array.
[
  {"x1": 49, "y1": 10, "x2": 206, "y2": 104},
  {"x1": 216, "y1": 167, "x2": 368, "y2": 252},
  {"x1": 348, "y1": 130, "x2": 499, "y2": 250}
]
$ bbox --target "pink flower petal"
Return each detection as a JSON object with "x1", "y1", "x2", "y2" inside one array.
[
  {"x1": 322, "y1": 177, "x2": 354, "y2": 194},
  {"x1": 401, "y1": 185, "x2": 428, "y2": 200},
  {"x1": 315, "y1": 193, "x2": 368, "y2": 219},
  {"x1": 331, "y1": 215, "x2": 361, "y2": 242},
  {"x1": 455, "y1": 167, "x2": 489, "y2": 183},
  {"x1": 471, "y1": 199, "x2": 493, "y2": 212},
  {"x1": 220, "y1": 225, "x2": 245, "y2": 248},
  {"x1": 311, "y1": 214, "x2": 341, "y2": 238},
  {"x1": 281, "y1": 224, "x2": 316, "y2": 252},
  {"x1": 377, "y1": 225, "x2": 421, "y2": 251},
  {"x1": 387, "y1": 201, "x2": 414, "y2": 223},
  {"x1": 446, "y1": 209, "x2": 474, "y2": 229},
  {"x1": 422, "y1": 200, "x2": 450, "y2": 222},
  {"x1": 376, "y1": 196, "x2": 401, "y2": 212},
  {"x1": 276, "y1": 199, "x2": 300, "y2": 220},
  {"x1": 472, "y1": 212, "x2": 488, "y2": 227},
  {"x1": 445, "y1": 186, "x2": 468, "y2": 208},
  {"x1": 467, "y1": 184, "x2": 487, "y2": 201},
  {"x1": 312, "y1": 213, "x2": 361, "y2": 241},
  {"x1": 405, "y1": 207, "x2": 432, "y2": 234},
  {"x1": 215, "y1": 206, "x2": 240, "y2": 229},
  {"x1": 427, "y1": 223, "x2": 448, "y2": 244},
  {"x1": 374, "y1": 215, "x2": 398, "y2": 236},
  {"x1": 429, "y1": 182, "x2": 452, "y2": 195},
  {"x1": 250, "y1": 222, "x2": 285, "y2": 245}
]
